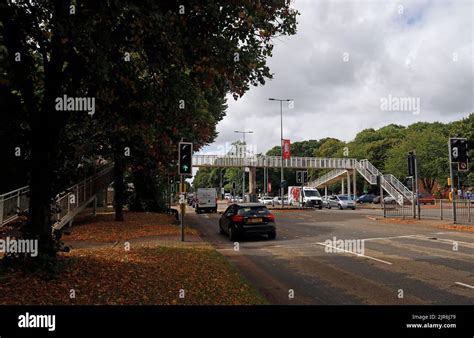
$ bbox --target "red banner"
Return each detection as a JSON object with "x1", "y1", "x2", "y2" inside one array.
[
  {"x1": 282, "y1": 139, "x2": 291, "y2": 160},
  {"x1": 267, "y1": 182, "x2": 272, "y2": 193}
]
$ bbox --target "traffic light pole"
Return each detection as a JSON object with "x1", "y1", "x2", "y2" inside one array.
[
  {"x1": 414, "y1": 154, "x2": 420, "y2": 220},
  {"x1": 448, "y1": 140, "x2": 456, "y2": 224},
  {"x1": 180, "y1": 175, "x2": 185, "y2": 241}
]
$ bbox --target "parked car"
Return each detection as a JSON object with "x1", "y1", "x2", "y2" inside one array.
[
  {"x1": 325, "y1": 195, "x2": 356, "y2": 210},
  {"x1": 383, "y1": 196, "x2": 397, "y2": 204},
  {"x1": 219, "y1": 203, "x2": 276, "y2": 241},
  {"x1": 372, "y1": 195, "x2": 383, "y2": 204},
  {"x1": 224, "y1": 193, "x2": 232, "y2": 200},
  {"x1": 322, "y1": 195, "x2": 331, "y2": 208},
  {"x1": 258, "y1": 196, "x2": 274, "y2": 205},
  {"x1": 417, "y1": 192, "x2": 435, "y2": 205},
  {"x1": 356, "y1": 194, "x2": 377, "y2": 203}
]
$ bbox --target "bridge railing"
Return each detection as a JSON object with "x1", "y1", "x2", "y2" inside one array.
[
  {"x1": 308, "y1": 169, "x2": 348, "y2": 188},
  {"x1": 53, "y1": 165, "x2": 114, "y2": 230},
  {"x1": 1, "y1": 165, "x2": 114, "y2": 229},
  {"x1": 0, "y1": 186, "x2": 29, "y2": 226},
  {"x1": 193, "y1": 155, "x2": 356, "y2": 169}
]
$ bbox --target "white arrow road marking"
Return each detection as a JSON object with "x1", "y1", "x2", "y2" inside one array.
[{"x1": 454, "y1": 282, "x2": 474, "y2": 289}]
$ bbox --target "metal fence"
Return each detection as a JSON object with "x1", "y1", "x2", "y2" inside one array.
[
  {"x1": 383, "y1": 202, "x2": 414, "y2": 219},
  {"x1": 384, "y1": 199, "x2": 472, "y2": 224}
]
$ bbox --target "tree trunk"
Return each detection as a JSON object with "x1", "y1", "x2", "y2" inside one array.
[{"x1": 113, "y1": 152, "x2": 125, "y2": 222}]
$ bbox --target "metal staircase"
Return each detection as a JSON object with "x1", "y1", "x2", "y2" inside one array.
[
  {"x1": 356, "y1": 159, "x2": 413, "y2": 205},
  {"x1": 0, "y1": 165, "x2": 114, "y2": 229},
  {"x1": 308, "y1": 169, "x2": 348, "y2": 188}
]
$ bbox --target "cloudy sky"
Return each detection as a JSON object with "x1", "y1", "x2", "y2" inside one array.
[{"x1": 199, "y1": 0, "x2": 473, "y2": 156}]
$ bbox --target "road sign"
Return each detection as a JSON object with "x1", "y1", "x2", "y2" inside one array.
[
  {"x1": 179, "y1": 193, "x2": 186, "y2": 204},
  {"x1": 458, "y1": 161, "x2": 469, "y2": 172},
  {"x1": 178, "y1": 142, "x2": 193, "y2": 175}
]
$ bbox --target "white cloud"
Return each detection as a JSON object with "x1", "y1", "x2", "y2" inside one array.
[{"x1": 202, "y1": 0, "x2": 473, "y2": 155}]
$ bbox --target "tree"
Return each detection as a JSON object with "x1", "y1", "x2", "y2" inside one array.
[
  {"x1": 385, "y1": 126, "x2": 449, "y2": 193},
  {"x1": 1, "y1": 0, "x2": 300, "y2": 258}
]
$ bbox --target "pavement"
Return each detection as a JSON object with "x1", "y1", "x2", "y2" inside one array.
[{"x1": 188, "y1": 205, "x2": 474, "y2": 305}]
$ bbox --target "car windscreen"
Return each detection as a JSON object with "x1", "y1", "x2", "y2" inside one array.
[
  {"x1": 237, "y1": 206, "x2": 270, "y2": 216},
  {"x1": 304, "y1": 190, "x2": 320, "y2": 197},
  {"x1": 338, "y1": 196, "x2": 349, "y2": 200}
]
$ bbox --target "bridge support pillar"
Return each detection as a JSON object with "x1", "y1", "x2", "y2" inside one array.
[
  {"x1": 341, "y1": 179, "x2": 345, "y2": 195},
  {"x1": 353, "y1": 170, "x2": 357, "y2": 200},
  {"x1": 249, "y1": 167, "x2": 257, "y2": 201},
  {"x1": 347, "y1": 171, "x2": 351, "y2": 197},
  {"x1": 325, "y1": 186, "x2": 328, "y2": 197}
]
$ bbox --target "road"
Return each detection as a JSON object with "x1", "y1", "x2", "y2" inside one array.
[{"x1": 188, "y1": 206, "x2": 474, "y2": 305}]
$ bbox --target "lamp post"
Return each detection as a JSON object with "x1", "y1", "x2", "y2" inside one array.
[
  {"x1": 269, "y1": 98, "x2": 292, "y2": 207},
  {"x1": 234, "y1": 130, "x2": 253, "y2": 202}
]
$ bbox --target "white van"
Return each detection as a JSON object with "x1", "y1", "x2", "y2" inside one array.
[
  {"x1": 195, "y1": 188, "x2": 218, "y2": 214},
  {"x1": 288, "y1": 186, "x2": 323, "y2": 209}
]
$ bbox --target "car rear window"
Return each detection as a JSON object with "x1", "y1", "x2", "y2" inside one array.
[{"x1": 237, "y1": 206, "x2": 270, "y2": 216}]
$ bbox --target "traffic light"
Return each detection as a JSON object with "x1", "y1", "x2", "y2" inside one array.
[
  {"x1": 296, "y1": 171, "x2": 302, "y2": 184},
  {"x1": 450, "y1": 138, "x2": 469, "y2": 171},
  {"x1": 303, "y1": 171, "x2": 308, "y2": 183},
  {"x1": 407, "y1": 152, "x2": 416, "y2": 176},
  {"x1": 178, "y1": 142, "x2": 193, "y2": 175},
  {"x1": 296, "y1": 170, "x2": 308, "y2": 184}
]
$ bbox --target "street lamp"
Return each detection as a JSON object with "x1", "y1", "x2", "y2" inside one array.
[
  {"x1": 234, "y1": 130, "x2": 253, "y2": 202},
  {"x1": 269, "y1": 98, "x2": 292, "y2": 207}
]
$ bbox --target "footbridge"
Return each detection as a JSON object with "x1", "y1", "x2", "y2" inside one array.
[{"x1": 192, "y1": 155, "x2": 413, "y2": 206}]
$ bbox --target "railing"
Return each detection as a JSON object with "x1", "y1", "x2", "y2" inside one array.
[
  {"x1": 383, "y1": 174, "x2": 414, "y2": 202},
  {"x1": 0, "y1": 186, "x2": 29, "y2": 225},
  {"x1": 53, "y1": 165, "x2": 114, "y2": 230},
  {"x1": 308, "y1": 169, "x2": 347, "y2": 188},
  {"x1": 193, "y1": 155, "x2": 356, "y2": 169},
  {"x1": 354, "y1": 160, "x2": 377, "y2": 184},
  {"x1": 357, "y1": 159, "x2": 410, "y2": 206},
  {"x1": 1, "y1": 165, "x2": 114, "y2": 229}
]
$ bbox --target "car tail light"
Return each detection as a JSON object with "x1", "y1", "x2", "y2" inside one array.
[
  {"x1": 267, "y1": 213, "x2": 275, "y2": 222},
  {"x1": 232, "y1": 215, "x2": 244, "y2": 223}
]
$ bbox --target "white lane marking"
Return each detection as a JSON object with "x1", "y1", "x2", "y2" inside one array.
[
  {"x1": 410, "y1": 235, "x2": 474, "y2": 248},
  {"x1": 454, "y1": 282, "x2": 474, "y2": 289},
  {"x1": 315, "y1": 242, "x2": 393, "y2": 265},
  {"x1": 361, "y1": 235, "x2": 419, "y2": 241},
  {"x1": 203, "y1": 214, "x2": 209, "y2": 218}
]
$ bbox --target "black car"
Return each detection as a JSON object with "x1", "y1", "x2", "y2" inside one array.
[{"x1": 219, "y1": 203, "x2": 276, "y2": 241}]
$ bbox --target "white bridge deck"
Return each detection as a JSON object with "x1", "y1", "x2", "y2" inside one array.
[{"x1": 193, "y1": 155, "x2": 356, "y2": 169}]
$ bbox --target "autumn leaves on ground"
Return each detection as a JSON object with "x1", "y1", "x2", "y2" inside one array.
[{"x1": 0, "y1": 211, "x2": 266, "y2": 305}]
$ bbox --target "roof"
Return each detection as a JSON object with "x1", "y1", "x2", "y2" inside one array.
[{"x1": 232, "y1": 202, "x2": 266, "y2": 207}]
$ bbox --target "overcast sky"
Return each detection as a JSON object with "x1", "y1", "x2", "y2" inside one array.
[{"x1": 199, "y1": 0, "x2": 473, "y2": 156}]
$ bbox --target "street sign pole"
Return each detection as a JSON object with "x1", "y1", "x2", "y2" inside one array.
[
  {"x1": 180, "y1": 175, "x2": 185, "y2": 241},
  {"x1": 178, "y1": 141, "x2": 193, "y2": 241},
  {"x1": 414, "y1": 153, "x2": 420, "y2": 220},
  {"x1": 448, "y1": 139, "x2": 456, "y2": 223}
]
